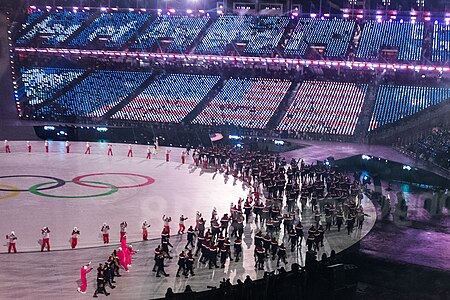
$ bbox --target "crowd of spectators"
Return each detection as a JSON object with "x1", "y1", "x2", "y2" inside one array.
[{"x1": 407, "y1": 128, "x2": 450, "y2": 170}]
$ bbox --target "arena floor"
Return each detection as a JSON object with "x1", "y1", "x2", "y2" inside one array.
[{"x1": 0, "y1": 140, "x2": 377, "y2": 299}]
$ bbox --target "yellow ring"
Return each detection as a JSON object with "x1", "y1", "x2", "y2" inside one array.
[{"x1": 0, "y1": 184, "x2": 20, "y2": 200}]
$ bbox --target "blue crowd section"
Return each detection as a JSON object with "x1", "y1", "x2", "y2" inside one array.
[
  {"x1": 16, "y1": 11, "x2": 92, "y2": 46},
  {"x1": 111, "y1": 74, "x2": 220, "y2": 123},
  {"x1": 195, "y1": 16, "x2": 289, "y2": 55},
  {"x1": 131, "y1": 15, "x2": 210, "y2": 52},
  {"x1": 17, "y1": 11, "x2": 45, "y2": 34},
  {"x1": 193, "y1": 78, "x2": 291, "y2": 129},
  {"x1": 68, "y1": 12, "x2": 150, "y2": 48},
  {"x1": 284, "y1": 18, "x2": 355, "y2": 58},
  {"x1": 432, "y1": 23, "x2": 450, "y2": 62},
  {"x1": 34, "y1": 70, "x2": 151, "y2": 118},
  {"x1": 355, "y1": 20, "x2": 424, "y2": 61},
  {"x1": 277, "y1": 81, "x2": 368, "y2": 136},
  {"x1": 369, "y1": 85, "x2": 450, "y2": 131},
  {"x1": 19, "y1": 67, "x2": 85, "y2": 105},
  {"x1": 14, "y1": 10, "x2": 450, "y2": 63}
]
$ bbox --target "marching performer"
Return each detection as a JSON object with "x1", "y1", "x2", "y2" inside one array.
[
  {"x1": 162, "y1": 215, "x2": 172, "y2": 235},
  {"x1": 77, "y1": 262, "x2": 93, "y2": 294},
  {"x1": 178, "y1": 215, "x2": 188, "y2": 234},
  {"x1": 71, "y1": 227, "x2": 80, "y2": 249},
  {"x1": 165, "y1": 148, "x2": 171, "y2": 162},
  {"x1": 6, "y1": 231, "x2": 17, "y2": 253},
  {"x1": 127, "y1": 144, "x2": 133, "y2": 157},
  {"x1": 107, "y1": 143, "x2": 113, "y2": 156},
  {"x1": 146, "y1": 145, "x2": 151, "y2": 159},
  {"x1": 119, "y1": 221, "x2": 127, "y2": 241},
  {"x1": 65, "y1": 140, "x2": 70, "y2": 153},
  {"x1": 142, "y1": 220, "x2": 151, "y2": 240},
  {"x1": 181, "y1": 150, "x2": 186, "y2": 164},
  {"x1": 195, "y1": 211, "x2": 202, "y2": 231},
  {"x1": 154, "y1": 137, "x2": 159, "y2": 153},
  {"x1": 41, "y1": 227, "x2": 51, "y2": 252},
  {"x1": 215, "y1": 157, "x2": 219, "y2": 172},
  {"x1": 101, "y1": 223, "x2": 110, "y2": 244},
  {"x1": 26, "y1": 141, "x2": 31, "y2": 152},
  {"x1": 4, "y1": 140, "x2": 10, "y2": 153},
  {"x1": 85, "y1": 142, "x2": 91, "y2": 154},
  {"x1": 44, "y1": 140, "x2": 49, "y2": 153}
]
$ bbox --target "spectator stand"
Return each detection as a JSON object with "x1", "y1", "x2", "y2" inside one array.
[
  {"x1": 355, "y1": 20, "x2": 424, "y2": 62},
  {"x1": 16, "y1": 10, "x2": 92, "y2": 47},
  {"x1": 111, "y1": 73, "x2": 220, "y2": 124},
  {"x1": 193, "y1": 77, "x2": 292, "y2": 129},
  {"x1": 369, "y1": 84, "x2": 450, "y2": 131},
  {"x1": 284, "y1": 18, "x2": 356, "y2": 59},
  {"x1": 131, "y1": 15, "x2": 211, "y2": 53},
  {"x1": 34, "y1": 70, "x2": 152, "y2": 119},
  {"x1": 195, "y1": 15, "x2": 289, "y2": 57},
  {"x1": 277, "y1": 80, "x2": 368, "y2": 136},
  {"x1": 67, "y1": 12, "x2": 150, "y2": 50},
  {"x1": 431, "y1": 22, "x2": 450, "y2": 63}
]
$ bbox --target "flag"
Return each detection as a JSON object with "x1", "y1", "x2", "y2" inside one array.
[{"x1": 209, "y1": 133, "x2": 224, "y2": 142}]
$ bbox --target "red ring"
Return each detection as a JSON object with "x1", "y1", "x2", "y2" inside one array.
[{"x1": 72, "y1": 173, "x2": 155, "y2": 189}]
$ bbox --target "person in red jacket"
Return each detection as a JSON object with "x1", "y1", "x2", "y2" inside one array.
[
  {"x1": 71, "y1": 227, "x2": 80, "y2": 249},
  {"x1": 41, "y1": 227, "x2": 51, "y2": 252}
]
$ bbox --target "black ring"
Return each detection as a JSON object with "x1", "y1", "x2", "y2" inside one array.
[{"x1": 0, "y1": 175, "x2": 66, "y2": 192}]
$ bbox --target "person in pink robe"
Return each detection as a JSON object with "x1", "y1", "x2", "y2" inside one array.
[{"x1": 77, "y1": 262, "x2": 93, "y2": 293}]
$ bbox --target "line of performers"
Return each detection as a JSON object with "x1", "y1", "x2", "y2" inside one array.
[{"x1": 3, "y1": 140, "x2": 196, "y2": 163}]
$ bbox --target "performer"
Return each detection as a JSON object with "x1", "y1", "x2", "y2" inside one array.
[
  {"x1": 195, "y1": 211, "x2": 202, "y2": 231},
  {"x1": 26, "y1": 141, "x2": 31, "y2": 152},
  {"x1": 117, "y1": 247, "x2": 128, "y2": 272},
  {"x1": 77, "y1": 262, "x2": 93, "y2": 294},
  {"x1": 215, "y1": 157, "x2": 219, "y2": 172},
  {"x1": 65, "y1": 141, "x2": 70, "y2": 153},
  {"x1": 202, "y1": 155, "x2": 208, "y2": 169},
  {"x1": 127, "y1": 144, "x2": 133, "y2": 157},
  {"x1": 101, "y1": 223, "x2": 110, "y2": 244},
  {"x1": 146, "y1": 145, "x2": 151, "y2": 159},
  {"x1": 142, "y1": 220, "x2": 151, "y2": 240},
  {"x1": 178, "y1": 215, "x2": 188, "y2": 234},
  {"x1": 92, "y1": 264, "x2": 110, "y2": 296},
  {"x1": 154, "y1": 137, "x2": 159, "y2": 153},
  {"x1": 71, "y1": 227, "x2": 80, "y2": 249},
  {"x1": 44, "y1": 140, "x2": 49, "y2": 153},
  {"x1": 107, "y1": 143, "x2": 113, "y2": 156},
  {"x1": 119, "y1": 221, "x2": 127, "y2": 241},
  {"x1": 181, "y1": 150, "x2": 186, "y2": 164},
  {"x1": 6, "y1": 231, "x2": 17, "y2": 253},
  {"x1": 85, "y1": 142, "x2": 91, "y2": 154},
  {"x1": 4, "y1": 140, "x2": 10, "y2": 153},
  {"x1": 41, "y1": 227, "x2": 51, "y2": 252},
  {"x1": 162, "y1": 215, "x2": 172, "y2": 235},
  {"x1": 165, "y1": 148, "x2": 171, "y2": 162}
]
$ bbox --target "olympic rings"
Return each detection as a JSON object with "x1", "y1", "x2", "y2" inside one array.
[
  {"x1": 72, "y1": 173, "x2": 155, "y2": 189},
  {"x1": 0, "y1": 184, "x2": 20, "y2": 200},
  {"x1": 0, "y1": 173, "x2": 153, "y2": 199},
  {"x1": 28, "y1": 180, "x2": 119, "y2": 198},
  {"x1": 0, "y1": 175, "x2": 66, "y2": 192}
]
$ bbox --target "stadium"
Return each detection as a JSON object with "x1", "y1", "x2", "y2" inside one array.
[{"x1": 0, "y1": 0, "x2": 449, "y2": 299}]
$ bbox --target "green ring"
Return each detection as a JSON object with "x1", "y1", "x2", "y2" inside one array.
[{"x1": 28, "y1": 180, "x2": 118, "y2": 198}]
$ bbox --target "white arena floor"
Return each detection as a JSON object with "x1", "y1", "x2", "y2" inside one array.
[{"x1": 0, "y1": 140, "x2": 376, "y2": 299}]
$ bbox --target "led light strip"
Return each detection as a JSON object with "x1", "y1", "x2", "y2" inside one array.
[{"x1": 14, "y1": 47, "x2": 450, "y2": 73}]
